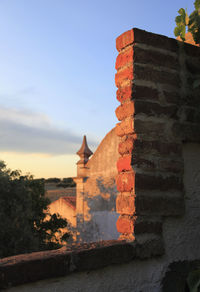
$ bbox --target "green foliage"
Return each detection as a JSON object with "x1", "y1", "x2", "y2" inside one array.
[
  {"x1": 0, "y1": 161, "x2": 69, "y2": 258},
  {"x1": 45, "y1": 177, "x2": 61, "y2": 183},
  {"x1": 187, "y1": 269, "x2": 200, "y2": 292},
  {"x1": 174, "y1": 0, "x2": 200, "y2": 45}
]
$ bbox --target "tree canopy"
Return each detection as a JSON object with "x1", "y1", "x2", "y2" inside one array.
[
  {"x1": 174, "y1": 0, "x2": 200, "y2": 45},
  {"x1": 0, "y1": 161, "x2": 69, "y2": 258}
]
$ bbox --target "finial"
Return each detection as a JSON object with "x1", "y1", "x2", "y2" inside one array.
[{"x1": 76, "y1": 135, "x2": 93, "y2": 165}]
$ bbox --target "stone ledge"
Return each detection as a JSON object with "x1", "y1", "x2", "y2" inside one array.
[{"x1": 0, "y1": 238, "x2": 164, "y2": 289}]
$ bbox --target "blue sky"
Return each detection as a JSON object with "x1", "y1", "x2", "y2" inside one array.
[{"x1": 0, "y1": 0, "x2": 194, "y2": 177}]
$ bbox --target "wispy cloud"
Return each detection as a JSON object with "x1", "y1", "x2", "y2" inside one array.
[{"x1": 0, "y1": 105, "x2": 97, "y2": 155}]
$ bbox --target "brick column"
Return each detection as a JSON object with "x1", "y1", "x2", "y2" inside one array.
[{"x1": 114, "y1": 28, "x2": 195, "y2": 241}]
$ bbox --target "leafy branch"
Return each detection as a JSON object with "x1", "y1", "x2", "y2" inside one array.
[{"x1": 174, "y1": 0, "x2": 200, "y2": 45}]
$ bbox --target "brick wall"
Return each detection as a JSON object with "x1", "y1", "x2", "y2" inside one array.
[{"x1": 115, "y1": 28, "x2": 200, "y2": 240}]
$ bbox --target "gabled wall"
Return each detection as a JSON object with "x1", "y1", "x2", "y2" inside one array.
[{"x1": 75, "y1": 128, "x2": 120, "y2": 242}]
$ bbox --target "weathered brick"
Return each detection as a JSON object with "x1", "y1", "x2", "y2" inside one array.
[
  {"x1": 184, "y1": 91, "x2": 200, "y2": 107},
  {"x1": 116, "y1": 28, "x2": 178, "y2": 52},
  {"x1": 186, "y1": 59, "x2": 200, "y2": 75},
  {"x1": 116, "y1": 194, "x2": 135, "y2": 215},
  {"x1": 115, "y1": 45, "x2": 178, "y2": 71},
  {"x1": 159, "y1": 159, "x2": 183, "y2": 174},
  {"x1": 115, "y1": 66, "x2": 134, "y2": 88},
  {"x1": 132, "y1": 156, "x2": 156, "y2": 170},
  {"x1": 182, "y1": 123, "x2": 200, "y2": 143},
  {"x1": 135, "y1": 195, "x2": 185, "y2": 216},
  {"x1": 133, "y1": 46, "x2": 179, "y2": 70},
  {"x1": 134, "y1": 217, "x2": 162, "y2": 234},
  {"x1": 115, "y1": 101, "x2": 135, "y2": 121},
  {"x1": 117, "y1": 155, "x2": 132, "y2": 172},
  {"x1": 116, "y1": 86, "x2": 133, "y2": 103},
  {"x1": 132, "y1": 84, "x2": 160, "y2": 101},
  {"x1": 116, "y1": 29, "x2": 134, "y2": 52},
  {"x1": 184, "y1": 42, "x2": 200, "y2": 58},
  {"x1": 115, "y1": 47, "x2": 134, "y2": 70},
  {"x1": 116, "y1": 171, "x2": 135, "y2": 192},
  {"x1": 116, "y1": 215, "x2": 135, "y2": 234},
  {"x1": 179, "y1": 107, "x2": 200, "y2": 123},
  {"x1": 172, "y1": 122, "x2": 200, "y2": 143},
  {"x1": 133, "y1": 64, "x2": 180, "y2": 87},
  {"x1": 134, "y1": 100, "x2": 178, "y2": 119},
  {"x1": 134, "y1": 140, "x2": 182, "y2": 156},
  {"x1": 118, "y1": 136, "x2": 136, "y2": 155},
  {"x1": 115, "y1": 119, "x2": 134, "y2": 137},
  {"x1": 135, "y1": 173, "x2": 183, "y2": 191},
  {"x1": 116, "y1": 84, "x2": 160, "y2": 104},
  {"x1": 164, "y1": 91, "x2": 181, "y2": 105},
  {"x1": 134, "y1": 119, "x2": 166, "y2": 137}
]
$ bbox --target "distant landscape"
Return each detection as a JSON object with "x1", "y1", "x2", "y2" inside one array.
[{"x1": 44, "y1": 177, "x2": 76, "y2": 202}]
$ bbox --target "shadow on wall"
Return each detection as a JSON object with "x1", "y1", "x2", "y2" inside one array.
[{"x1": 76, "y1": 176, "x2": 120, "y2": 243}]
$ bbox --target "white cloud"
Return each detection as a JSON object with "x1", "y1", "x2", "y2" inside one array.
[{"x1": 0, "y1": 105, "x2": 97, "y2": 155}]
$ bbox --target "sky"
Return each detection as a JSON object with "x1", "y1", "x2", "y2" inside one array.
[{"x1": 0, "y1": 0, "x2": 194, "y2": 178}]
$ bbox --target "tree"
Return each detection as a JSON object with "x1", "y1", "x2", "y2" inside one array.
[
  {"x1": 0, "y1": 161, "x2": 70, "y2": 258},
  {"x1": 174, "y1": 0, "x2": 200, "y2": 45}
]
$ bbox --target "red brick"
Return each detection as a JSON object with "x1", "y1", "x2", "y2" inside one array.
[
  {"x1": 159, "y1": 159, "x2": 183, "y2": 174},
  {"x1": 116, "y1": 29, "x2": 134, "y2": 52},
  {"x1": 133, "y1": 63, "x2": 180, "y2": 87},
  {"x1": 132, "y1": 157, "x2": 156, "y2": 170},
  {"x1": 115, "y1": 66, "x2": 134, "y2": 88},
  {"x1": 118, "y1": 136, "x2": 136, "y2": 155},
  {"x1": 115, "y1": 101, "x2": 135, "y2": 121},
  {"x1": 115, "y1": 47, "x2": 134, "y2": 70},
  {"x1": 116, "y1": 215, "x2": 135, "y2": 234},
  {"x1": 116, "y1": 86, "x2": 133, "y2": 103},
  {"x1": 134, "y1": 218, "x2": 162, "y2": 234},
  {"x1": 117, "y1": 155, "x2": 132, "y2": 172},
  {"x1": 134, "y1": 119, "x2": 166, "y2": 137},
  {"x1": 132, "y1": 28, "x2": 178, "y2": 52},
  {"x1": 116, "y1": 171, "x2": 135, "y2": 192},
  {"x1": 135, "y1": 195, "x2": 185, "y2": 216},
  {"x1": 133, "y1": 140, "x2": 182, "y2": 156},
  {"x1": 115, "y1": 119, "x2": 134, "y2": 137},
  {"x1": 132, "y1": 84, "x2": 159, "y2": 101},
  {"x1": 164, "y1": 91, "x2": 181, "y2": 105},
  {"x1": 134, "y1": 100, "x2": 178, "y2": 119},
  {"x1": 135, "y1": 173, "x2": 183, "y2": 191},
  {"x1": 116, "y1": 28, "x2": 178, "y2": 53},
  {"x1": 133, "y1": 46, "x2": 179, "y2": 70},
  {"x1": 116, "y1": 194, "x2": 135, "y2": 215}
]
